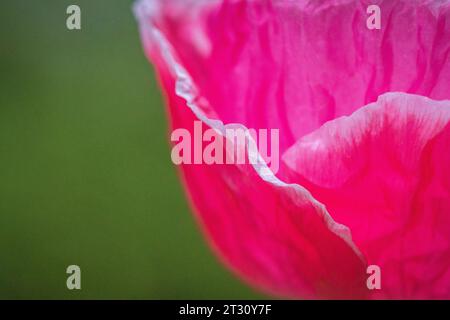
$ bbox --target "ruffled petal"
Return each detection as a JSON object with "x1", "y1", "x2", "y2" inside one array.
[
  {"x1": 135, "y1": 0, "x2": 450, "y2": 299},
  {"x1": 156, "y1": 66, "x2": 368, "y2": 299},
  {"x1": 283, "y1": 93, "x2": 450, "y2": 298},
  {"x1": 136, "y1": 0, "x2": 450, "y2": 154}
]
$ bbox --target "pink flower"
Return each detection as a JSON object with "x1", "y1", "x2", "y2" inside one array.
[{"x1": 134, "y1": 0, "x2": 450, "y2": 299}]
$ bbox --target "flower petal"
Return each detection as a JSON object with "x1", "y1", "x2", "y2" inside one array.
[
  {"x1": 135, "y1": 0, "x2": 369, "y2": 298},
  {"x1": 159, "y1": 73, "x2": 368, "y2": 299},
  {"x1": 283, "y1": 93, "x2": 450, "y2": 298},
  {"x1": 136, "y1": 0, "x2": 450, "y2": 154},
  {"x1": 135, "y1": 0, "x2": 450, "y2": 299}
]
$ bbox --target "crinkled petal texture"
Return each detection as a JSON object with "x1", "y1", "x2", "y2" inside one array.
[{"x1": 135, "y1": 0, "x2": 450, "y2": 299}]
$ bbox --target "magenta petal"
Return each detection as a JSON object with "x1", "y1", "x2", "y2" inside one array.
[
  {"x1": 143, "y1": 23, "x2": 368, "y2": 298},
  {"x1": 156, "y1": 69, "x2": 368, "y2": 299},
  {"x1": 135, "y1": 0, "x2": 450, "y2": 298},
  {"x1": 136, "y1": 0, "x2": 450, "y2": 153},
  {"x1": 283, "y1": 93, "x2": 450, "y2": 299}
]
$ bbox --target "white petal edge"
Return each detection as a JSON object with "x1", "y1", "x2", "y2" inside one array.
[{"x1": 133, "y1": 0, "x2": 365, "y2": 262}]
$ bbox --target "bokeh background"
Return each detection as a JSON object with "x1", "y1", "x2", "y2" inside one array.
[{"x1": 0, "y1": 0, "x2": 265, "y2": 299}]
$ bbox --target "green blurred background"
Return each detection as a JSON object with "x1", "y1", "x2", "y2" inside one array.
[{"x1": 0, "y1": 0, "x2": 264, "y2": 299}]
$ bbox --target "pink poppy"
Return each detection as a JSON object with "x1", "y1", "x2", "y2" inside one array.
[{"x1": 134, "y1": 0, "x2": 450, "y2": 299}]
